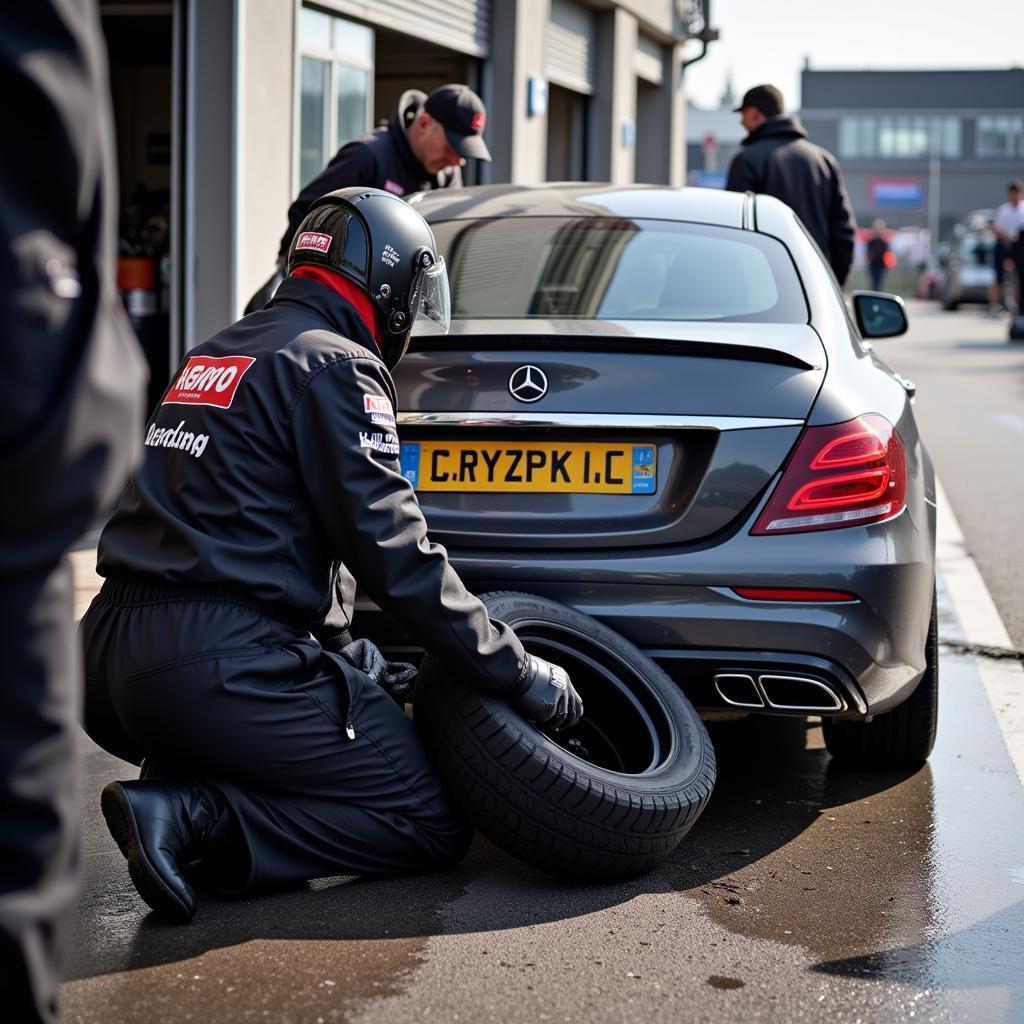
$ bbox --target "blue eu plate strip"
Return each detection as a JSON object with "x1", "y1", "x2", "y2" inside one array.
[
  {"x1": 631, "y1": 445, "x2": 656, "y2": 494},
  {"x1": 400, "y1": 443, "x2": 421, "y2": 488}
]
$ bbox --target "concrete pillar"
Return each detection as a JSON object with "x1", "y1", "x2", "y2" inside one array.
[
  {"x1": 185, "y1": 0, "x2": 236, "y2": 347},
  {"x1": 184, "y1": 0, "x2": 295, "y2": 345},
  {"x1": 235, "y1": 0, "x2": 294, "y2": 316},
  {"x1": 487, "y1": 0, "x2": 550, "y2": 184},
  {"x1": 668, "y1": 43, "x2": 685, "y2": 186},
  {"x1": 590, "y1": 6, "x2": 637, "y2": 184}
]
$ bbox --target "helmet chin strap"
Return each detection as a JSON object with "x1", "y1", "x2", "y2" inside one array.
[{"x1": 291, "y1": 266, "x2": 383, "y2": 352}]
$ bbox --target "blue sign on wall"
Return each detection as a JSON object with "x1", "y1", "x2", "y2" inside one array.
[
  {"x1": 693, "y1": 170, "x2": 727, "y2": 189},
  {"x1": 528, "y1": 76, "x2": 548, "y2": 117},
  {"x1": 870, "y1": 179, "x2": 923, "y2": 206}
]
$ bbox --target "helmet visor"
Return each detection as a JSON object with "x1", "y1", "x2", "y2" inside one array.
[{"x1": 408, "y1": 256, "x2": 451, "y2": 335}]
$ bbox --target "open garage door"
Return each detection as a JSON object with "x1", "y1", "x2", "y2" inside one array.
[{"x1": 100, "y1": 0, "x2": 179, "y2": 410}]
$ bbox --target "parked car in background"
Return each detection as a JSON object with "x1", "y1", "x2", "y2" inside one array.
[
  {"x1": 357, "y1": 184, "x2": 938, "y2": 770},
  {"x1": 940, "y1": 211, "x2": 997, "y2": 310}
]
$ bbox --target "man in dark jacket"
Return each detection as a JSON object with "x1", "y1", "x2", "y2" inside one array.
[
  {"x1": 278, "y1": 84, "x2": 489, "y2": 262},
  {"x1": 726, "y1": 84, "x2": 857, "y2": 285},
  {"x1": 244, "y1": 85, "x2": 490, "y2": 315},
  {"x1": 81, "y1": 188, "x2": 581, "y2": 923},
  {"x1": 1, "y1": 2, "x2": 146, "y2": 1019}
]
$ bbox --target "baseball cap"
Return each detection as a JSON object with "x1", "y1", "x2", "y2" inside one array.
[
  {"x1": 424, "y1": 84, "x2": 492, "y2": 162},
  {"x1": 734, "y1": 84, "x2": 785, "y2": 117}
]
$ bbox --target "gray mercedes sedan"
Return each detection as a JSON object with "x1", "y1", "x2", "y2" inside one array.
[{"x1": 365, "y1": 184, "x2": 937, "y2": 769}]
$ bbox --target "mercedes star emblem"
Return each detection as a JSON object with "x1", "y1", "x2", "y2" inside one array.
[{"x1": 508, "y1": 365, "x2": 548, "y2": 403}]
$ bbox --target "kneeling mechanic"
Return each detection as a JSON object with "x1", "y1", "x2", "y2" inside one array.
[{"x1": 80, "y1": 188, "x2": 583, "y2": 922}]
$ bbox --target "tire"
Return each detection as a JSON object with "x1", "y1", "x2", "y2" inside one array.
[
  {"x1": 414, "y1": 592, "x2": 716, "y2": 880},
  {"x1": 823, "y1": 588, "x2": 938, "y2": 770}
]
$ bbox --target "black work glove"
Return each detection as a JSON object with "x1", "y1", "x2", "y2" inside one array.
[
  {"x1": 510, "y1": 654, "x2": 583, "y2": 731},
  {"x1": 339, "y1": 638, "x2": 417, "y2": 705}
]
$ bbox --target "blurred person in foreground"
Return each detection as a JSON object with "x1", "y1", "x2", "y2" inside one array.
[
  {"x1": 727, "y1": 83, "x2": 856, "y2": 286},
  {"x1": 993, "y1": 179, "x2": 1024, "y2": 312},
  {"x1": 245, "y1": 85, "x2": 490, "y2": 314},
  {"x1": 0, "y1": 2, "x2": 146, "y2": 1021},
  {"x1": 80, "y1": 188, "x2": 581, "y2": 923}
]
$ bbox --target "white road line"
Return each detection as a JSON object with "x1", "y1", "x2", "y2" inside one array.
[
  {"x1": 936, "y1": 477, "x2": 1024, "y2": 788},
  {"x1": 994, "y1": 412, "x2": 1024, "y2": 436}
]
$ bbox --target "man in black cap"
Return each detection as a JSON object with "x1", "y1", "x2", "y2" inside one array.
[
  {"x1": 243, "y1": 84, "x2": 490, "y2": 315},
  {"x1": 726, "y1": 83, "x2": 856, "y2": 286},
  {"x1": 277, "y1": 83, "x2": 489, "y2": 262}
]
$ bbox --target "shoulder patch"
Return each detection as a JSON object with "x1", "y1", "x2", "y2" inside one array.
[
  {"x1": 383, "y1": 179, "x2": 405, "y2": 196},
  {"x1": 363, "y1": 393, "x2": 396, "y2": 427},
  {"x1": 163, "y1": 355, "x2": 255, "y2": 409},
  {"x1": 360, "y1": 431, "x2": 400, "y2": 457}
]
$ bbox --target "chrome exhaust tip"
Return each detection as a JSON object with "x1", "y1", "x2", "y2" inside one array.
[
  {"x1": 757, "y1": 674, "x2": 846, "y2": 712},
  {"x1": 713, "y1": 673, "x2": 765, "y2": 709}
]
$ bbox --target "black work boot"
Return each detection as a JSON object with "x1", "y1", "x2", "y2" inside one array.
[{"x1": 100, "y1": 779, "x2": 236, "y2": 923}]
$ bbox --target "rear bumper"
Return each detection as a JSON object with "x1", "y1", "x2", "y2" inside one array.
[{"x1": 356, "y1": 502, "x2": 936, "y2": 719}]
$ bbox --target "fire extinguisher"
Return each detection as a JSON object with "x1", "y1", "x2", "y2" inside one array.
[{"x1": 117, "y1": 255, "x2": 158, "y2": 327}]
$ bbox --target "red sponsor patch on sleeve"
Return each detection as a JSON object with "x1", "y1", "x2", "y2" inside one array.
[
  {"x1": 163, "y1": 355, "x2": 256, "y2": 409},
  {"x1": 363, "y1": 394, "x2": 394, "y2": 415},
  {"x1": 382, "y1": 179, "x2": 406, "y2": 196}
]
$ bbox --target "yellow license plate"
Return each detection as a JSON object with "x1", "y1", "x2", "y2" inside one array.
[{"x1": 400, "y1": 441, "x2": 657, "y2": 494}]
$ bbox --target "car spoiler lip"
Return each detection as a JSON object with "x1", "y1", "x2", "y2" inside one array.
[
  {"x1": 412, "y1": 319, "x2": 825, "y2": 371},
  {"x1": 395, "y1": 411, "x2": 804, "y2": 431}
]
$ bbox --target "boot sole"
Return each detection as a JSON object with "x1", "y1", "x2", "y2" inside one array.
[{"x1": 101, "y1": 783, "x2": 195, "y2": 923}]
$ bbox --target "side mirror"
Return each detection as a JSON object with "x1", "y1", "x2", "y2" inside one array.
[{"x1": 851, "y1": 291, "x2": 908, "y2": 339}]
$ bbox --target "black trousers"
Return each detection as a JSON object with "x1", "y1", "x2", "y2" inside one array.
[
  {"x1": 80, "y1": 579, "x2": 470, "y2": 889},
  {"x1": 0, "y1": 566, "x2": 79, "y2": 1024}
]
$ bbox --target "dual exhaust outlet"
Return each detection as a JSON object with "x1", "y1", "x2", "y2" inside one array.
[{"x1": 713, "y1": 671, "x2": 847, "y2": 713}]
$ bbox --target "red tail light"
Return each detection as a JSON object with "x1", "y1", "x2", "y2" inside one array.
[
  {"x1": 732, "y1": 587, "x2": 858, "y2": 602},
  {"x1": 752, "y1": 414, "x2": 906, "y2": 535}
]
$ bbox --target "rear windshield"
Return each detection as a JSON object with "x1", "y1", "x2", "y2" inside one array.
[{"x1": 430, "y1": 216, "x2": 808, "y2": 323}]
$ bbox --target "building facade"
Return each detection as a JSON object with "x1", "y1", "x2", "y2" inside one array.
[
  {"x1": 98, "y1": 0, "x2": 698, "y2": 388},
  {"x1": 800, "y1": 68, "x2": 1024, "y2": 243}
]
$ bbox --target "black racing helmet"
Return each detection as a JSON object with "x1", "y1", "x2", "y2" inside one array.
[{"x1": 286, "y1": 186, "x2": 450, "y2": 368}]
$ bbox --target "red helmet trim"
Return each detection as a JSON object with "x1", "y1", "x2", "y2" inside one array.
[{"x1": 291, "y1": 265, "x2": 382, "y2": 350}]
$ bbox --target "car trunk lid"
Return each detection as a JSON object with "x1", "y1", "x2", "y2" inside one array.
[{"x1": 393, "y1": 320, "x2": 825, "y2": 549}]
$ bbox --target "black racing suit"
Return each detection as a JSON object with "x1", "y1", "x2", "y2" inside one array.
[
  {"x1": 278, "y1": 90, "x2": 462, "y2": 262},
  {"x1": 81, "y1": 275, "x2": 527, "y2": 886}
]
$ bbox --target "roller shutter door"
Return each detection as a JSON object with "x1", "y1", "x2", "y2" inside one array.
[
  {"x1": 337, "y1": 0, "x2": 490, "y2": 57},
  {"x1": 544, "y1": 0, "x2": 596, "y2": 95}
]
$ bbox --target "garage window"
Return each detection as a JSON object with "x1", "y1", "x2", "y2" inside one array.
[
  {"x1": 296, "y1": 7, "x2": 374, "y2": 189},
  {"x1": 433, "y1": 217, "x2": 808, "y2": 323}
]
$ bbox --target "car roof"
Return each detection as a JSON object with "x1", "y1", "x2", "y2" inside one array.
[{"x1": 409, "y1": 183, "x2": 752, "y2": 230}]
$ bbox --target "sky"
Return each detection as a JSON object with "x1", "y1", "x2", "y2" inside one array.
[{"x1": 683, "y1": 0, "x2": 1024, "y2": 111}]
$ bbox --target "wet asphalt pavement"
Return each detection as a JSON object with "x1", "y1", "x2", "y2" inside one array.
[
  {"x1": 61, "y1": 303, "x2": 1024, "y2": 1024},
  {"x1": 62, "y1": 580, "x2": 1024, "y2": 1024}
]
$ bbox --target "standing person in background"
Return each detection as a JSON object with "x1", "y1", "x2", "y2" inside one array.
[
  {"x1": 245, "y1": 84, "x2": 491, "y2": 315},
  {"x1": 866, "y1": 220, "x2": 891, "y2": 292},
  {"x1": 726, "y1": 84, "x2": 857, "y2": 286},
  {"x1": 0, "y1": 2, "x2": 147, "y2": 1021},
  {"x1": 993, "y1": 180, "x2": 1024, "y2": 312}
]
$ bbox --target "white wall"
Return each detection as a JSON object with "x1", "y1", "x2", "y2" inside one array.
[{"x1": 236, "y1": 0, "x2": 295, "y2": 314}]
